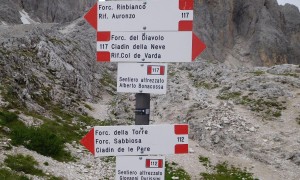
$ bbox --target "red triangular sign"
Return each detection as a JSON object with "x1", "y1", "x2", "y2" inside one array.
[
  {"x1": 80, "y1": 128, "x2": 95, "y2": 155},
  {"x1": 84, "y1": 3, "x2": 97, "y2": 30},
  {"x1": 192, "y1": 33, "x2": 206, "y2": 61}
]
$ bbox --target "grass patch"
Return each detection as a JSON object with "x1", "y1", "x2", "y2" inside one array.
[
  {"x1": 250, "y1": 70, "x2": 265, "y2": 76},
  {"x1": 0, "y1": 48, "x2": 11, "y2": 56},
  {"x1": 193, "y1": 81, "x2": 219, "y2": 90},
  {"x1": 272, "y1": 111, "x2": 282, "y2": 117},
  {"x1": 0, "y1": 168, "x2": 29, "y2": 180},
  {"x1": 199, "y1": 156, "x2": 211, "y2": 167},
  {"x1": 216, "y1": 87, "x2": 285, "y2": 120},
  {"x1": 0, "y1": 110, "x2": 72, "y2": 162},
  {"x1": 0, "y1": 110, "x2": 23, "y2": 136},
  {"x1": 11, "y1": 126, "x2": 72, "y2": 161},
  {"x1": 169, "y1": 71, "x2": 176, "y2": 77},
  {"x1": 200, "y1": 161, "x2": 258, "y2": 180},
  {"x1": 279, "y1": 73, "x2": 299, "y2": 78},
  {"x1": 49, "y1": 38, "x2": 65, "y2": 45},
  {"x1": 0, "y1": 82, "x2": 113, "y2": 161},
  {"x1": 165, "y1": 161, "x2": 190, "y2": 180},
  {"x1": 1, "y1": 85, "x2": 24, "y2": 109},
  {"x1": 100, "y1": 70, "x2": 117, "y2": 94},
  {"x1": 217, "y1": 91, "x2": 241, "y2": 100},
  {"x1": 5, "y1": 154, "x2": 45, "y2": 176},
  {"x1": 19, "y1": 49, "x2": 37, "y2": 58},
  {"x1": 239, "y1": 96, "x2": 285, "y2": 119},
  {"x1": 101, "y1": 156, "x2": 116, "y2": 163}
]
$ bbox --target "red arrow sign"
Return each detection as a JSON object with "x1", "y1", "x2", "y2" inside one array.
[
  {"x1": 84, "y1": 3, "x2": 97, "y2": 30},
  {"x1": 80, "y1": 128, "x2": 95, "y2": 155},
  {"x1": 84, "y1": 1, "x2": 193, "y2": 32},
  {"x1": 80, "y1": 125, "x2": 188, "y2": 156},
  {"x1": 96, "y1": 31, "x2": 205, "y2": 62},
  {"x1": 192, "y1": 33, "x2": 206, "y2": 61}
]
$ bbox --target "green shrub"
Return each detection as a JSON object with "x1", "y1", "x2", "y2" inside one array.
[
  {"x1": 0, "y1": 168, "x2": 29, "y2": 180},
  {"x1": 165, "y1": 161, "x2": 190, "y2": 180},
  {"x1": 199, "y1": 156, "x2": 211, "y2": 167},
  {"x1": 273, "y1": 111, "x2": 282, "y2": 117},
  {"x1": 0, "y1": 110, "x2": 24, "y2": 136},
  {"x1": 193, "y1": 81, "x2": 219, "y2": 89},
  {"x1": 250, "y1": 71, "x2": 265, "y2": 76},
  {"x1": 1, "y1": 86, "x2": 24, "y2": 109},
  {"x1": 239, "y1": 96, "x2": 285, "y2": 119},
  {"x1": 200, "y1": 162, "x2": 258, "y2": 180},
  {"x1": 4, "y1": 154, "x2": 45, "y2": 176},
  {"x1": 217, "y1": 92, "x2": 241, "y2": 100},
  {"x1": 101, "y1": 156, "x2": 116, "y2": 163},
  {"x1": 0, "y1": 111, "x2": 18, "y2": 124},
  {"x1": 11, "y1": 126, "x2": 71, "y2": 161}
]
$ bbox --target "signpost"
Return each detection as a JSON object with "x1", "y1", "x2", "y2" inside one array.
[
  {"x1": 80, "y1": 124, "x2": 189, "y2": 157},
  {"x1": 82, "y1": 0, "x2": 207, "y2": 178},
  {"x1": 117, "y1": 63, "x2": 168, "y2": 94},
  {"x1": 85, "y1": 0, "x2": 193, "y2": 31},
  {"x1": 116, "y1": 156, "x2": 165, "y2": 180}
]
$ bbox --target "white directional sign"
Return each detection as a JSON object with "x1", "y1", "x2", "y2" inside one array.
[
  {"x1": 116, "y1": 156, "x2": 165, "y2": 180},
  {"x1": 117, "y1": 63, "x2": 168, "y2": 94},
  {"x1": 80, "y1": 124, "x2": 189, "y2": 157},
  {"x1": 97, "y1": 0, "x2": 193, "y2": 31},
  {"x1": 97, "y1": 31, "x2": 193, "y2": 62}
]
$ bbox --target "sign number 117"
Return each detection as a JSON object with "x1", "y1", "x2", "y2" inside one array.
[{"x1": 182, "y1": 12, "x2": 190, "y2": 18}]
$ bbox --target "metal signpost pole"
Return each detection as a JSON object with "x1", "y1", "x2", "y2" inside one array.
[{"x1": 135, "y1": 93, "x2": 150, "y2": 125}]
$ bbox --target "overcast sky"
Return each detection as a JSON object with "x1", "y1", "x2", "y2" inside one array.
[{"x1": 277, "y1": 0, "x2": 300, "y2": 9}]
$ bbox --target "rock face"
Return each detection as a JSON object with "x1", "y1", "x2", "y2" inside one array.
[
  {"x1": 19, "y1": 0, "x2": 96, "y2": 23},
  {"x1": 0, "y1": 19, "x2": 113, "y2": 112},
  {"x1": 0, "y1": 0, "x2": 96, "y2": 23},
  {"x1": 195, "y1": 0, "x2": 300, "y2": 66},
  {"x1": 0, "y1": 0, "x2": 22, "y2": 24}
]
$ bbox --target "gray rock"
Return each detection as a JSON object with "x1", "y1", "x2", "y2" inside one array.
[
  {"x1": 288, "y1": 153, "x2": 300, "y2": 165},
  {"x1": 2, "y1": 127, "x2": 11, "y2": 133},
  {"x1": 194, "y1": 0, "x2": 300, "y2": 65},
  {"x1": 249, "y1": 127, "x2": 256, "y2": 132},
  {"x1": 213, "y1": 135, "x2": 220, "y2": 144},
  {"x1": 0, "y1": 0, "x2": 96, "y2": 24}
]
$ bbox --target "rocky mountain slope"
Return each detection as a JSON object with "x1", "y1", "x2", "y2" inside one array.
[
  {"x1": 0, "y1": 0, "x2": 95, "y2": 24},
  {"x1": 195, "y1": 0, "x2": 300, "y2": 66},
  {"x1": 0, "y1": 0, "x2": 300, "y2": 180}
]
